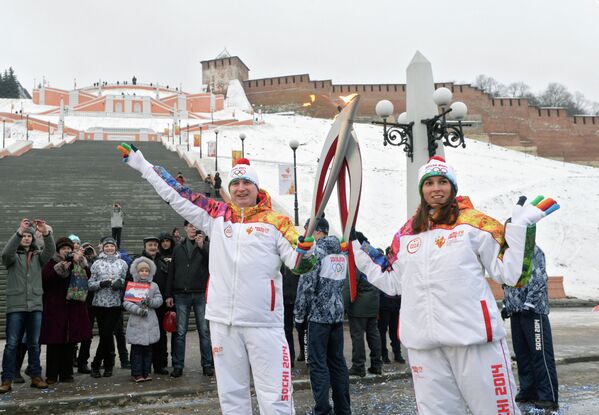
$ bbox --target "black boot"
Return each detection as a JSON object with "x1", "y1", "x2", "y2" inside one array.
[
  {"x1": 103, "y1": 367, "x2": 113, "y2": 377},
  {"x1": 90, "y1": 367, "x2": 101, "y2": 378},
  {"x1": 78, "y1": 364, "x2": 91, "y2": 374}
]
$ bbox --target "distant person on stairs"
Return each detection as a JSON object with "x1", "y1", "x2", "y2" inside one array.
[
  {"x1": 111, "y1": 203, "x2": 124, "y2": 248},
  {"x1": 1, "y1": 219, "x2": 55, "y2": 393}
]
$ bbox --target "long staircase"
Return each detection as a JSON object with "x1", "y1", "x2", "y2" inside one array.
[{"x1": 0, "y1": 141, "x2": 216, "y2": 337}]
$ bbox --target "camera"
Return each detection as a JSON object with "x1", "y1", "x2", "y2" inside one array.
[
  {"x1": 83, "y1": 247, "x2": 94, "y2": 256},
  {"x1": 64, "y1": 252, "x2": 75, "y2": 262}
]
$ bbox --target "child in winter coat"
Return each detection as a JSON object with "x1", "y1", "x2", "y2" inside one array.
[{"x1": 123, "y1": 257, "x2": 163, "y2": 382}]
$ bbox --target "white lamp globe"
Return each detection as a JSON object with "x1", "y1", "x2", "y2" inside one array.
[
  {"x1": 397, "y1": 112, "x2": 409, "y2": 124},
  {"x1": 433, "y1": 87, "x2": 453, "y2": 107},
  {"x1": 239, "y1": 132, "x2": 246, "y2": 140},
  {"x1": 289, "y1": 139, "x2": 300, "y2": 150},
  {"x1": 450, "y1": 101, "x2": 468, "y2": 119},
  {"x1": 375, "y1": 100, "x2": 394, "y2": 118}
]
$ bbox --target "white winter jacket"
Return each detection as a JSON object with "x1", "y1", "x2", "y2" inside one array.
[
  {"x1": 139, "y1": 165, "x2": 301, "y2": 327},
  {"x1": 353, "y1": 196, "x2": 535, "y2": 350}
]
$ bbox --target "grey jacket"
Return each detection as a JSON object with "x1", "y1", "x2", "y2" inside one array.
[
  {"x1": 294, "y1": 235, "x2": 348, "y2": 324},
  {"x1": 503, "y1": 246, "x2": 550, "y2": 315},
  {"x1": 123, "y1": 258, "x2": 163, "y2": 345},
  {"x1": 88, "y1": 253, "x2": 128, "y2": 307},
  {"x1": 111, "y1": 207, "x2": 123, "y2": 228},
  {"x1": 1, "y1": 231, "x2": 55, "y2": 313}
]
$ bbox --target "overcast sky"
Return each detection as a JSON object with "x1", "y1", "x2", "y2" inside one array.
[{"x1": 2, "y1": 0, "x2": 599, "y2": 103}]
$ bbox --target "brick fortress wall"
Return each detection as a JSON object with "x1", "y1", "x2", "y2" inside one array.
[{"x1": 201, "y1": 56, "x2": 599, "y2": 165}]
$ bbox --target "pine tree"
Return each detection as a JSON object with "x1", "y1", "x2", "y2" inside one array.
[
  {"x1": 0, "y1": 70, "x2": 7, "y2": 97},
  {"x1": 0, "y1": 67, "x2": 21, "y2": 98},
  {"x1": 6, "y1": 67, "x2": 20, "y2": 98}
]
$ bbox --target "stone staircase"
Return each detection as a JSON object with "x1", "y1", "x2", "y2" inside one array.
[{"x1": 0, "y1": 141, "x2": 217, "y2": 337}]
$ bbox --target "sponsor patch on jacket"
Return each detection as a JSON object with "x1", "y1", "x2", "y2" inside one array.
[
  {"x1": 446, "y1": 229, "x2": 465, "y2": 246},
  {"x1": 407, "y1": 237, "x2": 421, "y2": 254},
  {"x1": 224, "y1": 225, "x2": 233, "y2": 238},
  {"x1": 246, "y1": 226, "x2": 254, "y2": 235}
]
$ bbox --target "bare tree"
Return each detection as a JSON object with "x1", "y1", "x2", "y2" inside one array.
[
  {"x1": 474, "y1": 74, "x2": 506, "y2": 97},
  {"x1": 505, "y1": 82, "x2": 531, "y2": 98},
  {"x1": 538, "y1": 83, "x2": 572, "y2": 107}
]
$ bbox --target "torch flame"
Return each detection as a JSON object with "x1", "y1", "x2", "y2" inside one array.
[
  {"x1": 302, "y1": 94, "x2": 317, "y2": 107},
  {"x1": 339, "y1": 93, "x2": 358, "y2": 104}
]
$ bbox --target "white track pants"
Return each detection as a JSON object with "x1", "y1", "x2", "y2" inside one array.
[
  {"x1": 210, "y1": 321, "x2": 295, "y2": 415},
  {"x1": 408, "y1": 338, "x2": 521, "y2": 415}
]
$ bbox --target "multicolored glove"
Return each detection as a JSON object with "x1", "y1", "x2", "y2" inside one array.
[
  {"x1": 511, "y1": 195, "x2": 560, "y2": 226},
  {"x1": 295, "y1": 236, "x2": 315, "y2": 255},
  {"x1": 117, "y1": 143, "x2": 153, "y2": 174}
]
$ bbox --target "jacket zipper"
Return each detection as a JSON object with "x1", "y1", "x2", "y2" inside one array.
[
  {"x1": 424, "y1": 222, "x2": 435, "y2": 346},
  {"x1": 229, "y1": 208, "x2": 245, "y2": 324},
  {"x1": 270, "y1": 280, "x2": 275, "y2": 311}
]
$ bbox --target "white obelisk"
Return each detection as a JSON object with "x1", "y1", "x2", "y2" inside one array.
[{"x1": 405, "y1": 51, "x2": 445, "y2": 216}]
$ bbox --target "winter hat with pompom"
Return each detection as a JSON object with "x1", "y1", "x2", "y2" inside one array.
[
  {"x1": 228, "y1": 158, "x2": 259, "y2": 190},
  {"x1": 417, "y1": 156, "x2": 458, "y2": 194}
]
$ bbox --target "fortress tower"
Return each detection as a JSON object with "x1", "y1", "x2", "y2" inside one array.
[{"x1": 201, "y1": 49, "x2": 250, "y2": 95}]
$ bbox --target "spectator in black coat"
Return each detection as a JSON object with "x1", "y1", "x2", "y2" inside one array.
[{"x1": 165, "y1": 221, "x2": 213, "y2": 378}]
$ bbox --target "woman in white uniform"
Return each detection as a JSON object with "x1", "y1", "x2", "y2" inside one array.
[{"x1": 352, "y1": 156, "x2": 559, "y2": 415}]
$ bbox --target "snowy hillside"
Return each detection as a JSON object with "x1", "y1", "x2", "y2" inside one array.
[{"x1": 188, "y1": 113, "x2": 599, "y2": 300}]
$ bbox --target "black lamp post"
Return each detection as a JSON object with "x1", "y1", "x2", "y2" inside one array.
[
  {"x1": 289, "y1": 139, "x2": 300, "y2": 226},
  {"x1": 186, "y1": 123, "x2": 190, "y2": 152},
  {"x1": 178, "y1": 120, "x2": 181, "y2": 145},
  {"x1": 199, "y1": 127, "x2": 203, "y2": 158},
  {"x1": 214, "y1": 128, "x2": 220, "y2": 172},
  {"x1": 2, "y1": 120, "x2": 5, "y2": 149},
  {"x1": 239, "y1": 132, "x2": 246, "y2": 158},
  {"x1": 25, "y1": 114, "x2": 29, "y2": 141},
  {"x1": 48, "y1": 120, "x2": 51, "y2": 143}
]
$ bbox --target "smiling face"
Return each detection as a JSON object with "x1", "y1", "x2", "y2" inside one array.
[
  {"x1": 103, "y1": 243, "x2": 116, "y2": 255},
  {"x1": 229, "y1": 179, "x2": 259, "y2": 208},
  {"x1": 421, "y1": 176, "x2": 452, "y2": 208},
  {"x1": 138, "y1": 266, "x2": 150, "y2": 281},
  {"x1": 144, "y1": 241, "x2": 159, "y2": 256}
]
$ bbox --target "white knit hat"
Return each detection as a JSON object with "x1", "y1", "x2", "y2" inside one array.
[
  {"x1": 228, "y1": 158, "x2": 260, "y2": 189},
  {"x1": 417, "y1": 156, "x2": 458, "y2": 194}
]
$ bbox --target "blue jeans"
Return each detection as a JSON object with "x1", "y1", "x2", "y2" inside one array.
[
  {"x1": 307, "y1": 321, "x2": 351, "y2": 415},
  {"x1": 2, "y1": 311, "x2": 42, "y2": 380},
  {"x1": 130, "y1": 344, "x2": 152, "y2": 378},
  {"x1": 173, "y1": 293, "x2": 213, "y2": 370}
]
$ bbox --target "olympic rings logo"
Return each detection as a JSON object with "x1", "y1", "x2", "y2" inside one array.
[
  {"x1": 231, "y1": 167, "x2": 247, "y2": 177},
  {"x1": 425, "y1": 165, "x2": 448, "y2": 174},
  {"x1": 332, "y1": 263, "x2": 345, "y2": 273}
]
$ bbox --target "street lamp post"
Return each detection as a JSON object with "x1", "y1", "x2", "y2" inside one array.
[
  {"x1": 214, "y1": 128, "x2": 220, "y2": 172},
  {"x1": 25, "y1": 114, "x2": 29, "y2": 141},
  {"x1": 289, "y1": 139, "x2": 300, "y2": 226},
  {"x1": 178, "y1": 120, "x2": 181, "y2": 145},
  {"x1": 239, "y1": 132, "x2": 246, "y2": 158},
  {"x1": 48, "y1": 120, "x2": 51, "y2": 143},
  {"x1": 2, "y1": 120, "x2": 5, "y2": 149},
  {"x1": 186, "y1": 123, "x2": 190, "y2": 152}
]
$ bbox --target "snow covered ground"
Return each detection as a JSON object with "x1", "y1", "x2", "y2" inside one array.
[
  {"x1": 0, "y1": 123, "x2": 75, "y2": 149},
  {"x1": 183, "y1": 113, "x2": 599, "y2": 300}
]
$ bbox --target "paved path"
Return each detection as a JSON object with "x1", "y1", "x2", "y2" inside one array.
[{"x1": 0, "y1": 307, "x2": 597, "y2": 413}]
